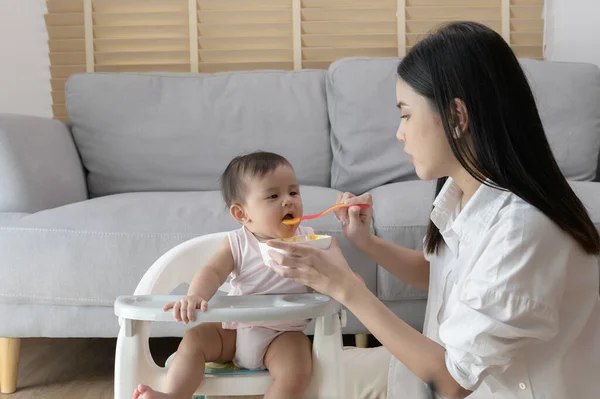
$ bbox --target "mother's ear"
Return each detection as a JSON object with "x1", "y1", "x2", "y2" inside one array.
[{"x1": 452, "y1": 98, "x2": 470, "y2": 139}]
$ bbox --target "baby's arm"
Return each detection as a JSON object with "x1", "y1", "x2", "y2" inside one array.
[
  {"x1": 163, "y1": 237, "x2": 234, "y2": 323},
  {"x1": 188, "y1": 237, "x2": 234, "y2": 299}
]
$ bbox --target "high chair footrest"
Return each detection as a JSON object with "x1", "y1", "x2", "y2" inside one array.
[{"x1": 194, "y1": 373, "x2": 273, "y2": 396}]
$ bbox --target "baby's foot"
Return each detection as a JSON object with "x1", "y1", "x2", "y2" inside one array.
[{"x1": 132, "y1": 384, "x2": 173, "y2": 399}]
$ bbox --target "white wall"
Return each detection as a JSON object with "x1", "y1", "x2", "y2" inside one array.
[
  {"x1": 544, "y1": 0, "x2": 600, "y2": 67},
  {"x1": 0, "y1": 0, "x2": 597, "y2": 118},
  {"x1": 0, "y1": 0, "x2": 51, "y2": 117}
]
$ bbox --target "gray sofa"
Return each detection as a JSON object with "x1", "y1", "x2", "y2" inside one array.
[{"x1": 1, "y1": 57, "x2": 599, "y2": 342}]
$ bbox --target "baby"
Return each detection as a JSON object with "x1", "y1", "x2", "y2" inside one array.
[{"x1": 134, "y1": 151, "x2": 314, "y2": 399}]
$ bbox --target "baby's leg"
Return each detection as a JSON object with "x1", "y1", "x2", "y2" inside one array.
[
  {"x1": 133, "y1": 322, "x2": 236, "y2": 399},
  {"x1": 263, "y1": 331, "x2": 312, "y2": 399}
]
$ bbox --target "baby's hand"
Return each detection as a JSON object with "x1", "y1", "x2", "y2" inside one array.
[{"x1": 163, "y1": 295, "x2": 208, "y2": 324}]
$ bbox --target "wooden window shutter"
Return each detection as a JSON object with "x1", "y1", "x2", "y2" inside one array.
[
  {"x1": 197, "y1": 0, "x2": 294, "y2": 73},
  {"x1": 46, "y1": 0, "x2": 86, "y2": 121},
  {"x1": 509, "y1": 0, "x2": 544, "y2": 59},
  {"x1": 301, "y1": 0, "x2": 398, "y2": 70},
  {"x1": 45, "y1": 0, "x2": 544, "y2": 121},
  {"x1": 90, "y1": 0, "x2": 190, "y2": 73}
]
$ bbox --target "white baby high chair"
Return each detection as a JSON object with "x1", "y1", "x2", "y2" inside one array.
[{"x1": 113, "y1": 232, "x2": 346, "y2": 399}]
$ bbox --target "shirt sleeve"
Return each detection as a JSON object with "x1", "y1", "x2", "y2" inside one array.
[{"x1": 438, "y1": 210, "x2": 570, "y2": 390}]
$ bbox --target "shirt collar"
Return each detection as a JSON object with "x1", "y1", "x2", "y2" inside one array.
[{"x1": 430, "y1": 177, "x2": 510, "y2": 256}]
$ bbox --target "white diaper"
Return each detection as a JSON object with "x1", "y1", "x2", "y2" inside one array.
[{"x1": 232, "y1": 326, "x2": 286, "y2": 370}]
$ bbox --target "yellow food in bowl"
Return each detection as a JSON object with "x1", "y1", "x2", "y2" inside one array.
[{"x1": 278, "y1": 234, "x2": 326, "y2": 242}]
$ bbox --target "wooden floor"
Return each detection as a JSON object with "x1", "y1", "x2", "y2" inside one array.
[
  {"x1": 2, "y1": 336, "x2": 375, "y2": 399},
  {"x1": 1, "y1": 338, "x2": 113, "y2": 399},
  {"x1": 0, "y1": 337, "x2": 200, "y2": 399},
  {"x1": 2, "y1": 338, "x2": 138, "y2": 398},
  {"x1": 0, "y1": 336, "x2": 365, "y2": 399}
]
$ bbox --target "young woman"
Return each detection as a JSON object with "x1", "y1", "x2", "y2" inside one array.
[{"x1": 268, "y1": 22, "x2": 600, "y2": 398}]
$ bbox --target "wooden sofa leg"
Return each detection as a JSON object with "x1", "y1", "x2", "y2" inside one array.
[
  {"x1": 0, "y1": 338, "x2": 21, "y2": 394},
  {"x1": 355, "y1": 333, "x2": 368, "y2": 348}
]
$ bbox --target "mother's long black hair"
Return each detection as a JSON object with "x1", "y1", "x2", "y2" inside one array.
[{"x1": 397, "y1": 21, "x2": 600, "y2": 255}]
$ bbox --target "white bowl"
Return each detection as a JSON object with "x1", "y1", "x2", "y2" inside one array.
[{"x1": 258, "y1": 234, "x2": 332, "y2": 267}]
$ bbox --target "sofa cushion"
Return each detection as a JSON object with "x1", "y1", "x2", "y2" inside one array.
[
  {"x1": 0, "y1": 186, "x2": 375, "y2": 307},
  {"x1": 66, "y1": 71, "x2": 331, "y2": 197},
  {"x1": 327, "y1": 58, "x2": 600, "y2": 195},
  {"x1": 327, "y1": 57, "x2": 414, "y2": 195},
  {"x1": 371, "y1": 180, "x2": 600, "y2": 302},
  {"x1": 520, "y1": 59, "x2": 600, "y2": 181}
]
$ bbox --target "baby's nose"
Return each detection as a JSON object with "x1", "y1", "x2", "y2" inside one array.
[{"x1": 282, "y1": 195, "x2": 294, "y2": 206}]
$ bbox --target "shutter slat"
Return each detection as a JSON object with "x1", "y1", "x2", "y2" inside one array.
[
  {"x1": 406, "y1": 6, "x2": 500, "y2": 20},
  {"x1": 95, "y1": 64, "x2": 191, "y2": 73},
  {"x1": 198, "y1": 0, "x2": 291, "y2": 10},
  {"x1": 199, "y1": 36, "x2": 292, "y2": 50},
  {"x1": 47, "y1": 0, "x2": 83, "y2": 13},
  {"x1": 95, "y1": 38, "x2": 189, "y2": 52},
  {"x1": 200, "y1": 61, "x2": 293, "y2": 73},
  {"x1": 199, "y1": 23, "x2": 291, "y2": 37},
  {"x1": 303, "y1": 21, "x2": 397, "y2": 34},
  {"x1": 303, "y1": 34, "x2": 397, "y2": 48}
]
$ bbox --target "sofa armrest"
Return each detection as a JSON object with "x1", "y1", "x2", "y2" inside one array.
[{"x1": 0, "y1": 114, "x2": 88, "y2": 213}]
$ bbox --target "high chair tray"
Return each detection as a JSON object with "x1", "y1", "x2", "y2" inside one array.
[{"x1": 115, "y1": 293, "x2": 337, "y2": 323}]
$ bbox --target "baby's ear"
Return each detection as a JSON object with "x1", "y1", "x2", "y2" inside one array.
[{"x1": 230, "y1": 204, "x2": 249, "y2": 224}]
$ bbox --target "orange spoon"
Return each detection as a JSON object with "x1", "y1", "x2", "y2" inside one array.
[{"x1": 282, "y1": 203, "x2": 370, "y2": 225}]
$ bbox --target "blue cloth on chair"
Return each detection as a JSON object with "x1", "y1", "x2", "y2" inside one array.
[
  {"x1": 204, "y1": 361, "x2": 268, "y2": 375},
  {"x1": 191, "y1": 362, "x2": 269, "y2": 398}
]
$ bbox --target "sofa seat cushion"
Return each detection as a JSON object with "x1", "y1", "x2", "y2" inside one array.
[
  {"x1": 372, "y1": 180, "x2": 600, "y2": 301},
  {"x1": 0, "y1": 186, "x2": 375, "y2": 307}
]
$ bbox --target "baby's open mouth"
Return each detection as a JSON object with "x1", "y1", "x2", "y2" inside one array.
[{"x1": 282, "y1": 213, "x2": 295, "y2": 221}]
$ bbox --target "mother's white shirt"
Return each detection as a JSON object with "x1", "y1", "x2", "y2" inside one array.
[{"x1": 388, "y1": 178, "x2": 600, "y2": 398}]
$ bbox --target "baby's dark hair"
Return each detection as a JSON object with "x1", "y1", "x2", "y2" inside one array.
[{"x1": 220, "y1": 151, "x2": 292, "y2": 207}]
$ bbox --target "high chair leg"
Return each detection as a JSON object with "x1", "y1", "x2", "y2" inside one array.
[
  {"x1": 114, "y1": 320, "x2": 165, "y2": 399},
  {"x1": 355, "y1": 333, "x2": 369, "y2": 348},
  {"x1": 305, "y1": 313, "x2": 344, "y2": 399},
  {"x1": 0, "y1": 338, "x2": 20, "y2": 394}
]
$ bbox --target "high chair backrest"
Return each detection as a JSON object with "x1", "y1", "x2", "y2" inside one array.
[{"x1": 134, "y1": 232, "x2": 230, "y2": 296}]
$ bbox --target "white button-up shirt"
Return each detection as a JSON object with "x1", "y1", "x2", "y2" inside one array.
[{"x1": 388, "y1": 177, "x2": 600, "y2": 398}]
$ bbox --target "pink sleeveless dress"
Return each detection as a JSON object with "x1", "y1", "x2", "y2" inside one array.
[{"x1": 223, "y1": 225, "x2": 313, "y2": 331}]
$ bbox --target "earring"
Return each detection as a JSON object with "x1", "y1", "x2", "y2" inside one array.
[{"x1": 453, "y1": 126, "x2": 462, "y2": 139}]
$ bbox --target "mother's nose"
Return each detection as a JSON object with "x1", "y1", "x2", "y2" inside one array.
[{"x1": 396, "y1": 124, "x2": 405, "y2": 142}]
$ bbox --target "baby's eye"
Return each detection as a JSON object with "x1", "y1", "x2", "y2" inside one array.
[
  {"x1": 400, "y1": 114, "x2": 410, "y2": 120},
  {"x1": 266, "y1": 194, "x2": 278, "y2": 200},
  {"x1": 290, "y1": 191, "x2": 299, "y2": 196}
]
